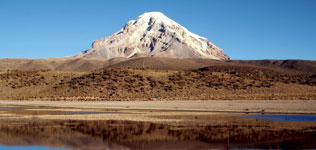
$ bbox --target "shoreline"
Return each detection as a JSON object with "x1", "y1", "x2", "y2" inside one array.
[{"x1": 1, "y1": 100, "x2": 316, "y2": 114}]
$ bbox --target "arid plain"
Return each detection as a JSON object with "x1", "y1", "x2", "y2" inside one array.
[{"x1": 1, "y1": 58, "x2": 316, "y2": 101}]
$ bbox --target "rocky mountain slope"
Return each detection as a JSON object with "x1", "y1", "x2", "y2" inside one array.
[{"x1": 74, "y1": 12, "x2": 230, "y2": 60}]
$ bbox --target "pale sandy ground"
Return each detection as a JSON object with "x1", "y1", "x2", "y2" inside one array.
[{"x1": 1, "y1": 100, "x2": 316, "y2": 114}]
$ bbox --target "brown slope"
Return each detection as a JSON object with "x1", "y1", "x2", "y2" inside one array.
[
  {"x1": 104, "y1": 57, "x2": 225, "y2": 70},
  {"x1": 53, "y1": 57, "x2": 129, "y2": 71},
  {"x1": 104, "y1": 57, "x2": 316, "y2": 75},
  {"x1": 1, "y1": 57, "x2": 315, "y2": 74},
  {"x1": 231, "y1": 60, "x2": 316, "y2": 74},
  {"x1": 54, "y1": 58, "x2": 109, "y2": 72},
  {"x1": 0, "y1": 58, "x2": 127, "y2": 72},
  {"x1": 0, "y1": 58, "x2": 56, "y2": 71}
]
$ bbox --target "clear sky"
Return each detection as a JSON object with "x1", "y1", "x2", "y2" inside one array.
[{"x1": 0, "y1": 0, "x2": 315, "y2": 60}]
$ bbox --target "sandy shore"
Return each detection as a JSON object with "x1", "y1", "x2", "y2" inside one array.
[{"x1": 1, "y1": 100, "x2": 316, "y2": 114}]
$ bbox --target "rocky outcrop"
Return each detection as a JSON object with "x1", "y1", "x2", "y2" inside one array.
[{"x1": 74, "y1": 12, "x2": 230, "y2": 60}]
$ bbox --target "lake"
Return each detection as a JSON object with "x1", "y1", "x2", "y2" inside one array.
[
  {"x1": 0, "y1": 103, "x2": 315, "y2": 149},
  {"x1": 245, "y1": 114, "x2": 316, "y2": 122}
]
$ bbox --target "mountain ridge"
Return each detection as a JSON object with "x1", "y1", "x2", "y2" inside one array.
[{"x1": 74, "y1": 12, "x2": 230, "y2": 60}]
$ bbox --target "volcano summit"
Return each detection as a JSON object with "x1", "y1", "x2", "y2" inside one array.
[{"x1": 74, "y1": 12, "x2": 230, "y2": 60}]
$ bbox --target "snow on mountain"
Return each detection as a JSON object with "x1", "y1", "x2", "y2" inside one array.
[{"x1": 74, "y1": 12, "x2": 230, "y2": 60}]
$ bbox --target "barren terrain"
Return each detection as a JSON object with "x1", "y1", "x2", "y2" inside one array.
[{"x1": 1, "y1": 61, "x2": 316, "y2": 100}]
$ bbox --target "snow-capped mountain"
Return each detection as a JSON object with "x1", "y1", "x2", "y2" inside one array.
[{"x1": 74, "y1": 12, "x2": 230, "y2": 60}]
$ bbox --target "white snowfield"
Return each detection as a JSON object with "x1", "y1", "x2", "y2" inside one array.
[{"x1": 74, "y1": 12, "x2": 230, "y2": 60}]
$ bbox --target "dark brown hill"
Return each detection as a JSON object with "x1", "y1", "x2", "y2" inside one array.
[
  {"x1": 231, "y1": 60, "x2": 316, "y2": 75},
  {"x1": 0, "y1": 57, "x2": 315, "y2": 75},
  {"x1": 0, "y1": 58, "x2": 122, "y2": 72},
  {"x1": 104, "y1": 57, "x2": 224, "y2": 70}
]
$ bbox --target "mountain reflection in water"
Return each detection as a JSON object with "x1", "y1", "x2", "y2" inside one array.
[
  {"x1": 0, "y1": 104, "x2": 316, "y2": 150},
  {"x1": 0, "y1": 119, "x2": 316, "y2": 150}
]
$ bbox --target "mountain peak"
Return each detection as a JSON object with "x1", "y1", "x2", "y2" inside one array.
[
  {"x1": 139, "y1": 12, "x2": 168, "y2": 19},
  {"x1": 74, "y1": 12, "x2": 230, "y2": 60},
  {"x1": 133, "y1": 12, "x2": 174, "y2": 26},
  {"x1": 142, "y1": 11, "x2": 165, "y2": 16}
]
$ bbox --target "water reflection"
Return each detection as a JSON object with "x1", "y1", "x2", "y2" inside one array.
[
  {"x1": 0, "y1": 120, "x2": 316, "y2": 149},
  {"x1": 0, "y1": 104, "x2": 316, "y2": 149},
  {"x1": 0, "y1": 145, "x2": 69, "y2": 150},
  {"x1": 245, "y1": 114, "x2": 316, "y2": 122}
]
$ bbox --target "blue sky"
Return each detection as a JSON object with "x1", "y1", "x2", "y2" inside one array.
[{"x1": 0, "y1": 0, "x2": 315, "y2": 60}]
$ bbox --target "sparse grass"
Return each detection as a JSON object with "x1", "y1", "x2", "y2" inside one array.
[
  {"x1": 0, "y1": 70, "x2": 86, "y2": 100},
  {"x1": 0, "y1": 68, "x2": 316, "y2": 101}
]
